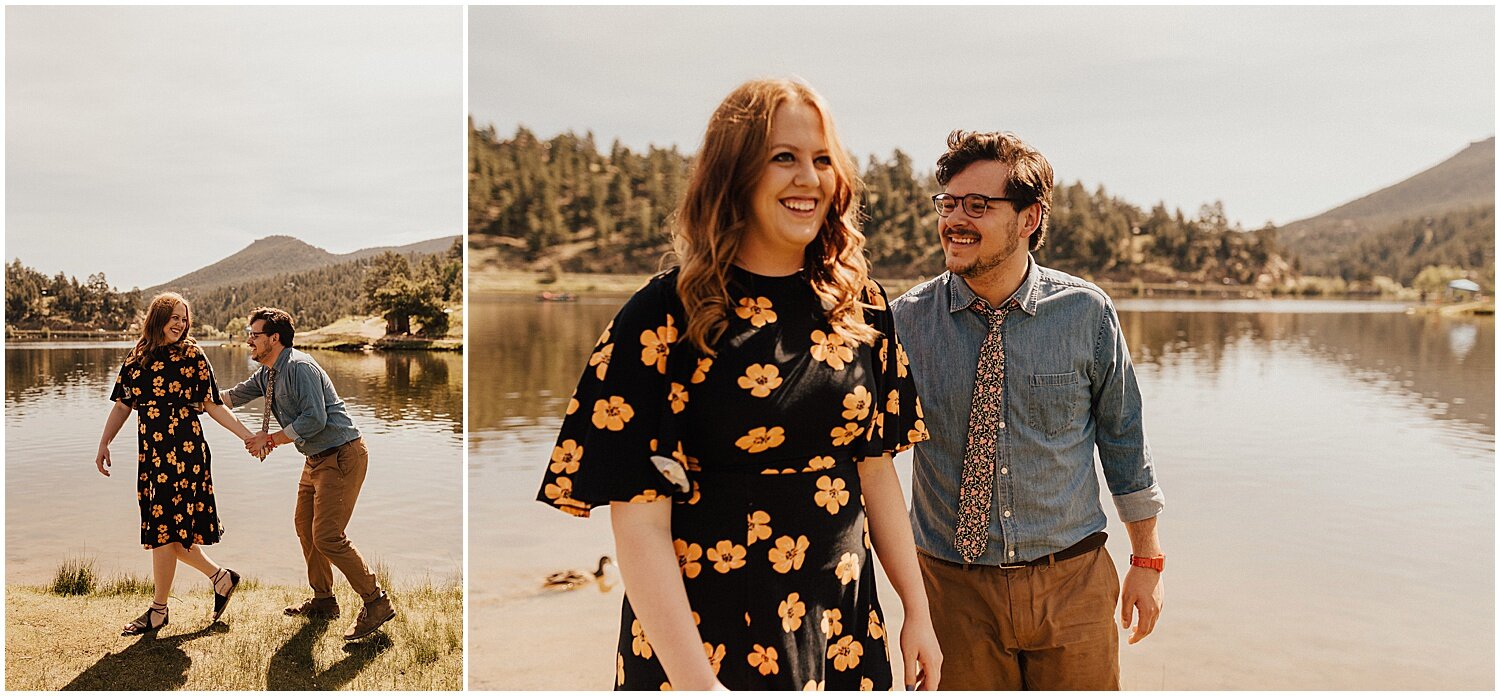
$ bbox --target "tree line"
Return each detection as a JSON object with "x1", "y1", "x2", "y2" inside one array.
[
  {"x1": 6, "y1": 239, "x2": 463, "y2": 336},
  {"x1": 469, "y1": 123, "x2": 1294, "y2": 286}
]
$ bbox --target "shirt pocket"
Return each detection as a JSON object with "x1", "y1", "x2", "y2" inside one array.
[{"x1": 1026, "y1": 371, "x2": 1083, "y2": 438}]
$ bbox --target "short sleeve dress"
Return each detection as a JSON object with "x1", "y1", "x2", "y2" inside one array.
[
  {"x1": 536, "y1": 266, "x2": 929, "y2": 691},
  {"x1": 111, "y1": 342, "x2": 225, "y2": 549}
]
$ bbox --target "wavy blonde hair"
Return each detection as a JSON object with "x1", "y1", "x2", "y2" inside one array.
[
  {"x1": 674, "y1": 78, "x2": 878, "y2": 355},
  {"x1": 126, "y1": 292, "x2": 194, "y2": 366}
]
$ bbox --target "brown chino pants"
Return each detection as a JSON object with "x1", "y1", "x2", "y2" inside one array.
[
  {"x1": 295, "y1": 438, "x2": 380, "y2": 601},
  {"x1": 918, "y1": 547, "x2": 1120, "y2": 690}
]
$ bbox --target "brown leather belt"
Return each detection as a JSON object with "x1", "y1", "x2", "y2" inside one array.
[
  {"x1": 997, "y1": 531, "x2": 1108, "y2": 569},
  {"x1": 310, "y1": 437, "x2": 360, "y2": 459}
]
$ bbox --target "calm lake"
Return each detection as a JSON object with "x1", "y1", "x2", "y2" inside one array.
[
  {"x1": 5, "y1": 343, "x2": 464, "y2": 588},
  {"x1": 468, "y1": 292, "x2": 1493, "y2": 690}
]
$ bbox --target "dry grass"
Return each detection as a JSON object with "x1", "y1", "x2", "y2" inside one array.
[{"x1": 6, "y1": 577, "x2": 461, "y2": 691}]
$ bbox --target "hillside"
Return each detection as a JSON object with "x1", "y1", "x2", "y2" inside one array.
[
  {"x1": 1281, "y1": 137, "x2": 1495, "y2": 283},
  {"x1": 150, "y1": 235, "x2": 460, "y2": 294}
]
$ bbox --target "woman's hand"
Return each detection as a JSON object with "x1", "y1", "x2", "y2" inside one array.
[
  {"x1": 95, "y1": 443, "x2": 112, "y2": 477},
  {"x1": 899, "y1": 612, "x2": 943, "y2": 690}
]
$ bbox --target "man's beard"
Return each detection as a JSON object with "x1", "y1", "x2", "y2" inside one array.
[{"x1": 947, "y1": 226, "x2": 1020, "y2": 280}]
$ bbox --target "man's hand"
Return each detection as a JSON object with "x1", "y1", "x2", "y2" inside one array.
[
  {"x1": 1119, "y1": 565, "x2": 1163, "y2": 644},
  {"x1": 244, "y1": 433, "x2": 274, "y2": 460}
]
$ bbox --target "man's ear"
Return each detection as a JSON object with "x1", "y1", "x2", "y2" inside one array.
[{"x1": 1020, "y1": 202, "x2": 1042, "y2": 238}]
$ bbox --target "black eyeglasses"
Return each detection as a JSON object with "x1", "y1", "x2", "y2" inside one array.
[
  {"x1": 244, "y1": 329, "x2": 268, "y2": 338},
  {"x1": 931, "y1": 193, "x2": 1023, "y2": 218}
]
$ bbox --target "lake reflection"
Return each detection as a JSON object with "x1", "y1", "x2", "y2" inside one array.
[
  {"x1": 6, "y1": 342, "x2": 463, "y2": 587},
  {"x1": 468, "y1": 294, "x2": 1493, "y2": 690}
]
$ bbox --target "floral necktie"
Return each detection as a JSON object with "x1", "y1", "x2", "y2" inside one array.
[{"x1": 954, "y1": 299, "x2": 1011, "y2": 563}]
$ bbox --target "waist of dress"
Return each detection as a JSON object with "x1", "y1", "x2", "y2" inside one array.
[
  {"x1": 135, "y1": 401, "x2": 202, "y2": 413},
  {"x1": 691, "y1": 450, "x2": 860, "y2": 478}
]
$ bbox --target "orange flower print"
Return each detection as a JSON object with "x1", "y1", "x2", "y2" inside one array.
[
  {"x1": 878, "y1": 339, "x2": 889, "y2": 372},
  {"x1": 827, "y1": 635, "x2": 863, "y2": 671},
  {"x1": 886, "y1": 389, "x2": 900, "y2": 416},
  {"x1": 588, "y1": 342, "x2": 614, "y2": 380},
  {"x1": 810, "y1": 330, "x2": 854, "y2": 370},
  {"x1": 908, "y1": 419, "x2": 930, "y2": 443},
  {"x1": 157, "y1": 473, "x2": 168, "y2": 483},
  {"x1": 868, "y1": 610, "x2": 885, "y2": 640},
  {"x1": 737, "y1": 364, "x2": 783, "y2": 398},
  {"x1": 865, "y1": 280, "x2": 888, "y2": 310},
  {"x1": 566, "y1": 397, "x2": 579, "y2": 415},
  {"x1": 778, "y1": 592, "x2": 806, "y2": 631},
  {"x1": 747, "y1": 510, "x2": 772, "y2": 546},
  {"x1": 915, "y1": 396, "x2": 925, "y2": 419},
  {"x1": 896, "y1": 342, "x2": 910, "y2": 378},
  {"x1": 674, "y1": 539, "x2": 703, "y2": 579},
  {"x1": 735, "y1": 296, "x2": 777, "y2": 327},
  {"x1": 830, "y1": 423, "x2": 863, "y2": 447},
  {"x1": 151, "y1": 505, "x2": 163, "y2": 518},
  {"x1": 706, "y1": 540, "x2": 747, "y2": 574},
  {"x1": 735, "y1": 426, "x2": 785, "y2": 454},
  {"x1": 152, "y1": 432, "x2": 163, "y2": 442},
  {"x1": 821, "y1": 608, "x2": 843, "y2": 636},
  {"x1": 616, "y1": 654, "x2": 625, "y2": 687},
  {"x1": 151, "y1": 362, "x2": 164, "y2": 372},
  {"x1": 629, "y1": 490, "x2": 661, "y2": 503},
  {"x1": 167, "y1": 380, "x2": 181, "y2": 394},
  {"x1": 597, "y1": 320, "x2": 613, "y2": 347},
  {"x1": 550, "y1": 440, "x2": 583, "y2": 475},
  {"x1": 869, "y1": 411, "x2": 884, "y2": 441},
  {"x1": 671, "y1": 441, "x2": 700, "y2": 472},
  {"x1": 814, "y1": 476, "x2": 850, "y2": 514},
  {"x1": 146, "y1": 406, "x2": 160, "y2": 419},
  {"x1": 769, "y1": 535, "x2": 809, "y2": 573},
  {"x1": 704, "y1": 642, "x2": 725, "y2": 675},
  {"x1": 802, "y1": 679, "x2": 825, "y2": 691},
  {"x1": 860, "y1": 677, "x2": 875, "y2": 691},
  {"x1": 805, "y1": 456, "x2": 835, "y2": 472},
  {"x1": 748, "y1": 644, "x2": 780, "y2": 676},
  {"x1": 182, "y1": 441, "x2": 195, "y2": 454},
  {"x1": 835, "y1": 552, "x2": 860, "y2": 585},
  {"x1": 543, "y1": 476, "x2": 580, "y2": 508},
  {"x1": 592, "y1": 396, "x2": 635, "y2": 431},
  {"x1": 631, "y1": 619, "x2": 653, "y2": 658},
  {"x1": 668, "y1": 382, "x2": 688, "y2": 414},
  {"x1": 841, "y1": 385, "x2": 871, "y2": 421},
  {"x1": 640, "y1": 315, "x2": 678, "y2": 374},
  {"x1": 692, "y1": 357, "x2": 713, "y2": 384}
]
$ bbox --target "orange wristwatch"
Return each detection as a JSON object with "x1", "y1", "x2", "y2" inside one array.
[{"x1": 1129, "y1": 554, "x2": 1165, "y2": 572}]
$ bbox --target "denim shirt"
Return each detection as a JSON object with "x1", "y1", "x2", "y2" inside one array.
[
  {"x1": 890, "y1": 257, "x2": 1164, "y2": 565},
  {"x1": 223, "y1": 347, "x2": 361, "y2": 457}
]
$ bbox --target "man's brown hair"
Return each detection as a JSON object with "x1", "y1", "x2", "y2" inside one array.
[
  {"x1": 936, "y1": 130, "x2": 1055, "y2": 250},
  {"x1": 248, "y1": 307, "x2": 295, "y2": 348}
]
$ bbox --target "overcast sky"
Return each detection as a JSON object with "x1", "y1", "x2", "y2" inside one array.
[
  {"x1": 7, "y1": 6, "x2": 462, "y2": 290},
  {"x1": 471, "y1": 6, "x2": 1494, "y2": 231}
]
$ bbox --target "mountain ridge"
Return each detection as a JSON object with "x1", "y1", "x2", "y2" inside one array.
[{"x1": 149, "y1": 234, "x2": 459, "y2": 294}]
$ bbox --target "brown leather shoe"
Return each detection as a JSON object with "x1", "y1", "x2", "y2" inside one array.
[
  {"x1": 343, "y1": 591, "x2": 395, "y2": 641},
  {"x1": 284, "y1": 596, "x2": 339, "y2": 619}
]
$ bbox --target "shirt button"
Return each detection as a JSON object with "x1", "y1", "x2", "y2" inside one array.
[
  {"x1": 998, "y1": 422, "x2": 1007, "y2": 429},
  {"x1": 1003, "y1": 510, "x2": 1012, "y2": 518},
  {"x1": 1008, "y1": 550, "x2": 1016, "y2": 557},
  {"x1": 1000, "y1": 467, "x2": 1008, "y2": 475}
]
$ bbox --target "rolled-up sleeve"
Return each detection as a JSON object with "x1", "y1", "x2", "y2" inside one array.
[
  {"x1": 1092, "y1": 301, "x2": 1164, "y2": 523},
  {"x1": 284, "y1": 362, "x2": 328, "y2": 443}
]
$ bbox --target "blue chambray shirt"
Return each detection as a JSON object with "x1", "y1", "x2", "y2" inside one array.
[
  {"x1": 223, "y1": 347, "x2": 361, "y2": 457},
  {"x1": 890, "y1": 256, "x2": 1164, "y2": 565}
]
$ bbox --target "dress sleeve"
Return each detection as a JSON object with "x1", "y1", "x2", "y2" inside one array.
[
  {"x1": 190, "y1": 349, "x2": 224, "y2": 412},
  {"x1": 536, "y1": 278, "x2": 686, "y2": 517},
  {"x1": 856, "y1": 280, "x2": 929, "y2": 458},
  {"x1": 110, "y1": 361, "x2": 136, "y2": 408}
]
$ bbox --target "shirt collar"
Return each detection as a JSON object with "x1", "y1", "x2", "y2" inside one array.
[
  {"x1": 268, "y1": 346, "x2": 293, "y2": 375},
  {"x1": 944, "y1": 254, "x2": 1042, "y2": 316}
]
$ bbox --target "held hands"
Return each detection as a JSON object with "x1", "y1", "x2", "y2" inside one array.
[
  {"x1": 95, "y1": 443, "x2": 112, "y2": 477},
  {"x1": 1119, "y1": 565, "x2": 1163, "y2": 644},
  {"x1": 244, "y1": 433, "x2": 276, "y2": 460},
  {"x1": 899, "y1": 612, "x2": 943, "y2": 690}
]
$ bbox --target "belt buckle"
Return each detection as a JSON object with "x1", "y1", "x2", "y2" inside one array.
[{"x1": 997, "y1": 560, "x2": 1029, "y2": 570}]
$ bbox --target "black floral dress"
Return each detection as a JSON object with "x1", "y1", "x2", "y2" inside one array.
[
  {"x1": 111, "y1": 342, "x2": 224, "y2": 549},
  {"x1": 537, "y1": 266, "x2": 928, "y2": 691}
]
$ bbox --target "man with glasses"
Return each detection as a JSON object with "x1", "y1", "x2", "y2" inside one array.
[
  {"x1": 223, "y1": 306, "x2": 396, "y2": 641},
  {"x1": 889, "y1": 131, "x2": 1165, "y2": 689}
]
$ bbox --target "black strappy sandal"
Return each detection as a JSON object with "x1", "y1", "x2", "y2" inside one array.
[
  {"x1": 122, "y1": 603, "x2": 169, "y2": 636},
  {"x1": 211, "y1": 568, "x2": 241, "y2": 622}
]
